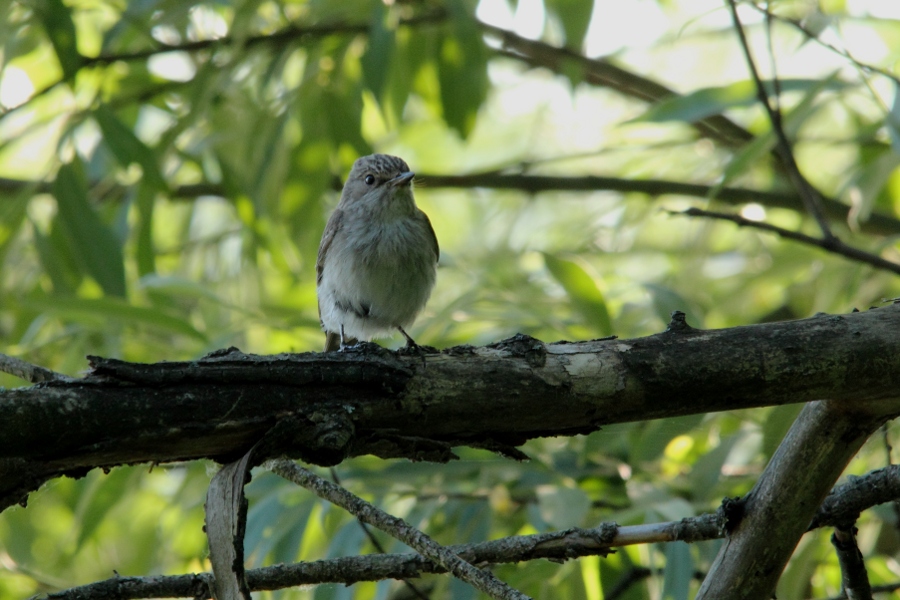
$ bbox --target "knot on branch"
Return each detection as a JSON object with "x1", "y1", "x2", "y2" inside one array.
[
  {"x1": 489, "y1": 333, "x2": 547, "y2": 367},
  {"x1": 256, "y1": 411, "x2": 356, "y2": 467},
  {"x1": 665, "y1": 311, "x2": 695, "y2": 333},
  {"x1": 718, "y1": 496, "x2": 746, "y2": 535}
]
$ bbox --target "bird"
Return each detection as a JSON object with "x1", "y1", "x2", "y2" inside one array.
[{"x1": 316, "y1": 154, "x2": 439, "y2": 352}]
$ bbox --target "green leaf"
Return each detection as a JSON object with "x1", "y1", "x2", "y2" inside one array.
[
  {"x1": 536, "y1": 486, "x2": 591, "y2": 529},
  {"x1": 73, "y1": 468, "x2": 135, "y2": 551},
  {"x1": 888, "y1": 81, "x2": 900, "y2": 154},
  {"x1": 761, "y1": 404, "x2": 802, "y2": 460},
  {"x1": 712, "y1": 73, "x2": 840, "y2": 194},
  {"x1": 323, "y1": 88, "x2": 372, "y2": 158},
  {"x1": 94, "y1": 104, "x2": 168, "y2": 192},
  {"x1": 33, "y1": 220, "x2": 80, "y2": 294},
  {"x1": 53, "y1": 161, "x2": 127, "y2": 297},
  {"x1": 543, "y1": 253, "x2": 612, "y2": 336},
  {"x1": 361, "y1": 0, "x2": 395, "y2": 101},
  {"x1": 33, "y1": 0, "x2": 82, "y2": 79},
  {"x1": 383, "y1": 27, "x2": 429, "y2": 125},
  {"x1": 662, "y1": 542, "x2": 693, "y2": 600},
  {"x1": 134, "y1": 183, "x2": 156, "y2": 276},
  {"x1": 630, "y1": 414, "x2": 705, "y2": 464},
  {"x1": 27, "y1": 296, "x2": 207, "y2": 341},
  {"x1": 545, "y1": 0, "x2": 593, "y2": 50},
  {"x1": 689, "y1": 433, "x2": 742, "y2": 503},
  {"x1": 635, "y1": 78, "x2": 849, "y2": 124},
  {"x1": 847, "y1": 149, "x2": 900, "y2": 224},
  {"x1": 438, "y1": 0, "x2": 488, "y2": 138}
]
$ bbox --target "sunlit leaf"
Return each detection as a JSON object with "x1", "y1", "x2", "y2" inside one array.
[
  {"x1": 33, "y1": 0, "x2": 82, "y2": 79},
  {"x1": 635, "y1": 79, "x2": 849, "y2": 124},
  {"x1": 545, "y1": 0, "x2": 593, "y2": 50},
  {"x1": 713, "y1": 73, "x2": 840, "y2": 194},
  {"x1": 543, "y1": 253, "x2": 612, "y2": 336}
]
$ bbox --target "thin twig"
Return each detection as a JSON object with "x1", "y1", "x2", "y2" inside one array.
[
  {"x1": 329, "y1": 467, "x2": 431, "y2": 600},
  {"x1": 748, "y1": 2, "x2": 900, "y2": 87},
  {"x1": 726, "y1": 0, "x2": 835, "y2": 240},
  {"x1": 670, "y1": 207, "x2": 900, "y2": 276},
  {"x1": 269, "y1": 459, "x2": 531, "y2": 600},
  {"x1": 0, "y1": 353, "x2": 71, "y2": 383}
]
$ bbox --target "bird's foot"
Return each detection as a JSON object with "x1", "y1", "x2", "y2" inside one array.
[{"x1": 397, "y1": 327, "x2": 436, "y2": 367}]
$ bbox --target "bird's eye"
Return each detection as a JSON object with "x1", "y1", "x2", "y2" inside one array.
[{"x1": 364, "y1": 174, "x2": 376, "y2": 185}]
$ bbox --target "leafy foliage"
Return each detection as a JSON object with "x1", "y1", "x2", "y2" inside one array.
[{"x1": 1, "y1": 0, "x2": 900, "y2": 598}]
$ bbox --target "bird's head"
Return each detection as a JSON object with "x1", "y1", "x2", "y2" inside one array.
[{"x1": 339, "y1": 154, "x2": 417, "y2": 217}]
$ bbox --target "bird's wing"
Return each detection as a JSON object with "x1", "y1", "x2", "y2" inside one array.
[
  {"x1": 418, "y1": 210, "x2": 440, "y2": 263},
  {"x1": 316, "y1": 208, "x2": 345, "y2": 286}
]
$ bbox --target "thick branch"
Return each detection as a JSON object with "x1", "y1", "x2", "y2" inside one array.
[
  {"x1": 3, "y1": 306, "x2": 900, "y2": 512},
  {"x1": 40, "y1": 464, "x2": 900, "y2": 598},
  {"x1": 697, "y1": 400, "x2": 895, "y2": 598}
]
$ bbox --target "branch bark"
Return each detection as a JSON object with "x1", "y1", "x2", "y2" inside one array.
[
  {"x1": 831, "y1": 526, "x2": 873, "y2": 600},
  {"x1": 39, "y1": 464, "x2": 900, "y2": 599},
  {"x1": 2, "y1": 305, "x2": 900, "y2": 512},
  {"x1": 697, "y1": 400, "x2": 897, "y2": 598}
]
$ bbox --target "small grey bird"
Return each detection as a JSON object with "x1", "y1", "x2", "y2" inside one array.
[{"x1": 316, "y1": 154, "x2": 439, "y2": 352}]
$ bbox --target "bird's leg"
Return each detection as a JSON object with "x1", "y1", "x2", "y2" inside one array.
[
  {"x1": 339, "y1": 324, "x2": 348, "y2": 351},
  {"x1": 397, "y1": 326, "x2": 428, "y2": 368},
  {"x1": 397, "y1": 326, "x2": 419, "y2": 350}
]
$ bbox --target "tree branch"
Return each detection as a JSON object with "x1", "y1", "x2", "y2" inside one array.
[
  {"x1": 671, "y1": 207, "x2": 900, "y2": 276},
  {"x1": 38, "y1": 464, "x2": 900, "y2": 598},
  {"x1": 5, "y1": 173, "x2": 900, "y2": 237},
  {"x1": 3, "y1": 306, "x2": 900, "y2": 512},
  {"x1": 0, "y1": 353, "x2": 71, "y2": 383},
  {"x1": 270, "y1": 460, "x2": 530, "y2": 600},
  {"x1": 697, "y1": 399, "x2": 896, "y2": 598},
  {"x1": 328, "y1": 467, "x2": 432, "y2": 600},
  {"x1": 480, "y1": 25, "x2": 754, "y2": 148},
  {"x1": 831, "y1": 526, "x2": 873, "y2": 600}
]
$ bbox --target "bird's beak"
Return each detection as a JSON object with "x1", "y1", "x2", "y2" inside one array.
[{"x1": 390, "y1": 171, "x2": 415, "y2": 187}]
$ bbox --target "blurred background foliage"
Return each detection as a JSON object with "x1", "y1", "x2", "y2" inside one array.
[{"x1": 1, "y1": 0, "x2": 900, "y2": 597}]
